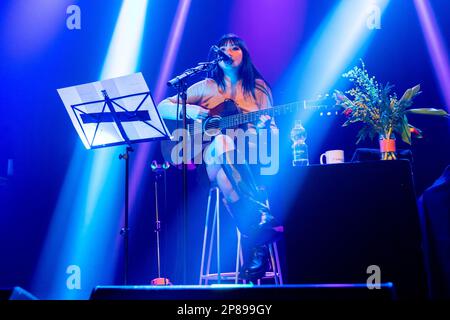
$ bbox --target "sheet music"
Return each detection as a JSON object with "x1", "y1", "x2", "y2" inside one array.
[{"x1": 57, "y1": 73, "x2": 170, "y2": 149}]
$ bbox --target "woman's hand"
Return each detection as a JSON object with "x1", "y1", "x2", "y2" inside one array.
[
  {"x1": 186, "y1": 104, "x2": 209, "y2": 120},
  {"x1": 256, "y1": 114, "x2": 271, "y2": 129}
]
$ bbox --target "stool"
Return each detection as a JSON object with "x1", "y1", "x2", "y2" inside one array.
[{"x1": 199, "y1": 185, "x2": 283, "y2": 285}]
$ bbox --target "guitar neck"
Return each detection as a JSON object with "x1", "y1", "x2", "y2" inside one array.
[
  {"x1": 185, "y1": 98, "x2": 335, "y2": 135},
  {"x1": 219, "y1": 100, "x2": 331, "y2": 129}
]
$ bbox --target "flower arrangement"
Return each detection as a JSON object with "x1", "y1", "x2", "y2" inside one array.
[{"x1": 334, "y1": 61, "x2": 449, "y2": 159}]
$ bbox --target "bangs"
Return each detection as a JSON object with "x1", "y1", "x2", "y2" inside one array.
[{"x1": 217, "y1": 34, "x2": 244, "y2": 49}]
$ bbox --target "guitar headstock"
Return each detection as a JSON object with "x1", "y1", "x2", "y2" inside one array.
[{"x1": 305, "y1": 93, "x2": 341, "y2": 116}]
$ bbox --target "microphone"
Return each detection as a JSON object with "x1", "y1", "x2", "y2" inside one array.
[{"x1": 211, "y1": 45, "x2": 233, "y2": 64}]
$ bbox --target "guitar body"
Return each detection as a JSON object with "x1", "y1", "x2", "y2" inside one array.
[
  {"x1": 160, "y1": 99, "x2": 244, "y2": 166},
  {"x1": 208, "y1": 98, "x2": 241, "y2": 117}
]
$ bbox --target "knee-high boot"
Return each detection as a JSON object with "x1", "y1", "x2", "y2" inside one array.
[
  {"x1": 223, "y1": 197, "x2": 283, "y2": 247},
  {"x1": 239, "y1": 237, "x2": 269, "y2": 281},
  {"x1": 221, "y1": 149, "x2": 283, "y2": 245},
  {"x1": 220, "y1": 151, "x2": 283, "y2": 280}
]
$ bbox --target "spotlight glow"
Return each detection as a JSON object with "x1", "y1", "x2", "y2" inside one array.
[
  {"x1": 414, "y1": 0, "x2": 450, "y2": 110},
  {"x1": 32, "y1": 0, "x2": 149, "y2": 299},
  {"x1": 153, "y1": 0, "x2": 192, "y2": 102},
  {"x1": 101, "y1": 0, "x2": 149, "y2": 79},
  {"x1": 286, "y1": 0, "x2": 390, "y2": 100},
  {"x1": 126, "y1": 0, "x2": 192, "y2": 224}
]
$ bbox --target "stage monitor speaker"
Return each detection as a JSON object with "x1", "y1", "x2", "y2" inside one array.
[
  {"x1": 0, "y1": 287, "x2": 37, "y2": 300},
  {"x1": 278, "y1": 160, "x2": 427, "y2": 300},
  {"x1": 90, "y1": 284, "x2": 394, "y2": 301}
]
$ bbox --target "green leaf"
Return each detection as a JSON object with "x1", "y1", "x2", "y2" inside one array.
[
  {"x1": 411, "y1": 84, "x2": 421, "y2": 96},
  {"x1": 400, "y1": 115, "x2": 411, "y2": 145},
  {"x1": 342, "y1": 120, "x2": 351, "y2": 127},
  {"x1": 333, "y1": 90, "x2": 355, "y2": 107},
  {"x1": 399, "y1": 88, "x2": 412, "y2": 103},
  {"x1": 406, "y1": 108, "x2": 449, "y2": 117},
  {"x1": 356, "y1": 132, "x2": 365, "y2": 144},
  {"x1": 399, "y1": 84, "x2": 421, "y2": 104},
  {"x1": 355, "y1": 126, "x2": 372, "y2": 144}
]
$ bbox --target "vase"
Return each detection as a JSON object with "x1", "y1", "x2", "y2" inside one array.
[{"x1": 379, "y1": 133, "x2": 397, "y2": 160}]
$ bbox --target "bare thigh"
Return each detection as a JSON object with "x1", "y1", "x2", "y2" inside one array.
[
  {"x1": 206, "y1": 164, "x2": 239, "y2": 203},
  {"x1": 205, "y1": 134, "x2": 240, "y2": 203}
]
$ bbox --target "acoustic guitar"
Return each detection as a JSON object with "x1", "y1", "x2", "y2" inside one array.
[{"x1": 161, "y1": 96, "x2": 337, "y2": 165}]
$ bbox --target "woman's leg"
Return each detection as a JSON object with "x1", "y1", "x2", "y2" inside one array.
[{"x1": 204, "y1": 135, "x2": 281, "y2": 281}]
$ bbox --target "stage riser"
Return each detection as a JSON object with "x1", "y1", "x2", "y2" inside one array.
[{"x1": 90, "y1": 285, "x2": 394, "y2": 301}]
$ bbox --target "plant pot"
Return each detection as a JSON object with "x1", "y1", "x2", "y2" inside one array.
[{"x1": 379, "y1": 134, "x2": 397, "y2": 160}]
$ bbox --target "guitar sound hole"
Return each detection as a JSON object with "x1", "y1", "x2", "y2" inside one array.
[{"x1": 204, "y1": 116, "x2": 221, "y2": 137}]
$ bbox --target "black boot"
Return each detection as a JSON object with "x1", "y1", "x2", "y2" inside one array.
[
  {"x1": 220, "y1": 151, "x2": 283, "y2": 245},
  {"x1": 223, "y1": 197, "x2": 260, "y2": 237},
  {"x1": 240, "y1": 242, "x2": 269, "y2": 282},
  {"x1": 219, "y1": 150, "x2": 283, "y2": 280},
  {"x1": 224, "y1": 197, "x2": 283, "y2": 246}
]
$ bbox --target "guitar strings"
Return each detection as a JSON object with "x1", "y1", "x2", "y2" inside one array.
[{"x1": 185, "y1": 99, "x2": 332, "y2": 136}]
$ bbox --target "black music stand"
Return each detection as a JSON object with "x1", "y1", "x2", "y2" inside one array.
[{"x1": 57, "y1": 73, "x2": 171, "y2": 285}]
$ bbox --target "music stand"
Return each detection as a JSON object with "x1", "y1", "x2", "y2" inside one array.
[{"x1": 57, "y1": 72, "x2": 171, "y2": 285}]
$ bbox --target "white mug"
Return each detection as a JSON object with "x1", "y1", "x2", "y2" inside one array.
[{"x1": 320, "y1": 150, "x2": 344, "y2": 164}]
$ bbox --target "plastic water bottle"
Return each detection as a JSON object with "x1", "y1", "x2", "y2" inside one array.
[{"x1": 291, "y1": 120, "x2": 309, "y2": 166}]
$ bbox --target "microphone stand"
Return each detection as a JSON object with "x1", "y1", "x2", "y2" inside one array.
[
  {"x1": 167, "y1": 58, "x2": 220, "y2": 284},
  {"x1": 150, "y1": 160, "x2": 171, "y2": 285}
]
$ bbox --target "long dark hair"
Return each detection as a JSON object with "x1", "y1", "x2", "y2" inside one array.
[{"x1": 207, "y1": 33, "x2": 271, "y2": 101}]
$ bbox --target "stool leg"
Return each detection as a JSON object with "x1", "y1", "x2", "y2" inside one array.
[
  {"x1": 235, "y1": 229, "x2": 241, "y2": 284},
  {"x1": 199, "y1": 187, "x2": 214, "y2": 285},
  {"x1": 205, "y1": 192, "x2": 218, "y2": 285},
  {"x1": 273, "y1": 242, "x2": 283, "y2": 285},
  {"x1": 268, "y1": 243, "x2": 278, "y2": 285},
  {"x1": 215, "y1": 187, "x2": 221, "y2": 284},
  {"x1": 202, "y1": 186, "x2": 255, "y2": 285},
  {"x1": 239, "y1": 235, "x2": 246, "y2": 284}
]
